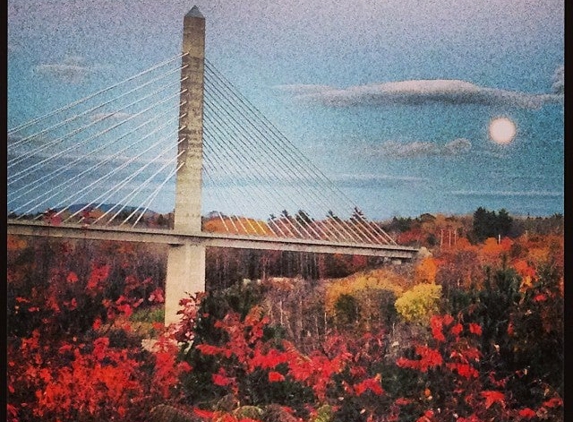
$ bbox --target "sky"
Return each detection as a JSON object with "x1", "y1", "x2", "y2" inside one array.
[{"x1": 7, "y1": 0, "x2": 564, "y2": 221}]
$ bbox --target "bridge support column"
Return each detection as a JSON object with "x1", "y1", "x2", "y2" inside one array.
[
  {"x1": 164, "y1": 6, "x2": 206, "y2": 325},
  {"x1": 165, "y1": 243, "x2": 206, "y2": 325}
]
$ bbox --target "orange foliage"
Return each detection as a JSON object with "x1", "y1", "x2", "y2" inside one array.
[
  {"x1": 415, "y1": 257, "x2": 438, "y2": 284},
  {"x1": 7, "y1": 235, "x2": 27, "y2": 252},
  {"x1": 481, "y1": 237, "x2": 512, "y2": 256},
  {"x1": 512, "y1": 259, "x2": 537, "y2": 292},
  {"x1": 454, "y1": 237, "x2": 475, "y2": 251}
]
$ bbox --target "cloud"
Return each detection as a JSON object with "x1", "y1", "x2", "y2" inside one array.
[
  {"x1": 34, "y1": 56, "x2": 104, "y2": 84},
  {"x1": 279, "y1": 79, "x2": 563, "y2": 109},
  {"x1": 552, "y1": 65, "x2": 564, "y2": 94},
  {"x1": 368, "y1": 138, "x2": 472, "y2": 158}
]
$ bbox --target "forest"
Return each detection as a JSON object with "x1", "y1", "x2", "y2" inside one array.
[{"x1": 6, "y1": 208, "x2": 564, "y2": 422}]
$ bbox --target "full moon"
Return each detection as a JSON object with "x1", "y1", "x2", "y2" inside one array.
[{"x1": 489, "y1": 117, "x2": 516, "y2": 144}]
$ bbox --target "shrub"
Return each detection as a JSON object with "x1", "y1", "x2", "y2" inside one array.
[{"x1": 394, "y1": 284, "x2": 442, "y2": 324}]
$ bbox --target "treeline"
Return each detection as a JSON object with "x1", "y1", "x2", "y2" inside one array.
[{"x1": 382, "y1": 208, "x2": 563, "y2": 247}]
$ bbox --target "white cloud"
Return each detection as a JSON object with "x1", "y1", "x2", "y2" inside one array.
[
  {"x1": 279, "y1": 79, "x2": 563, "y2": 109},
  {"x1": 442, "y1": 138, "x2": 472, "y2": 155},
  {"x1": 34, "y1": 56, "x2": 104, "y2": 84}
]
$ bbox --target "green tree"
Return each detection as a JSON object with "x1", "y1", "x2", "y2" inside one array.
[
  {"x1": 472, "y1": 207, "x2": 513, "y2": 242},
  {"x1": 334, "y1": 294, "x2": 360, "y2": 328}
]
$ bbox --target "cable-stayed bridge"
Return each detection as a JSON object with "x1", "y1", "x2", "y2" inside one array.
[{"x1": 7, "y1": 7, "x2": 418, "y2": 323}]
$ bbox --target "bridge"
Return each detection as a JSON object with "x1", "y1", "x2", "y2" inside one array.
[{"x1": 7, "y1": 7, "x2": 418, "y2": 324}]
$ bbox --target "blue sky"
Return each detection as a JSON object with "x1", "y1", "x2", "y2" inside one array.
[{"x1": 8, "y1": 0, "x2": 564, "y2": 220}]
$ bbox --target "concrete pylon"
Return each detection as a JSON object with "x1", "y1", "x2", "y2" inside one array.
[{"x1": 164, "y1": 6, "x2": 206, "y2": 325}]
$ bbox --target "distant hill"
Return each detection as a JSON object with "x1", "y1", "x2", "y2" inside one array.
[{"x1": 56, "y1": 203, "x2": 160, "y2": 216}]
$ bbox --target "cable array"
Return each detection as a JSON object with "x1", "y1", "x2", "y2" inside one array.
[
  {"x1": 7, "y1": 54, "x2": 396, "y2": 245},
  {"x1": 202, "y1": 60, "x2": 396, "y2": 245},
  {"x1": 8, "y1": 54, "x2": 185, "y2": 226}
]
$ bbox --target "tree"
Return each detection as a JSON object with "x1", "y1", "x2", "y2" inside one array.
[
  {"x1": 295, "y1": 210, "x2": 313, "y2": 227},
  {"x1": 350, "y1": 207, "x2": 366, "y2": 224},
  {"x1": 496, "y1": 208, "x2": 513, "y2": 237},
  {"x1": 334, "y1": 294, "x2": 360, "y2": 328},
  {"x1": 472, "y1": 207, "x2": 514, "y2": 242}
]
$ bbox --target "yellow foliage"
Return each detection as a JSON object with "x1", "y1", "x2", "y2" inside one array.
[
  {"x1": 325, "y1": 268, "x2": 406, "y2": 318},
  {"x1": 394, "y1": 283, "x2": 442, "y2": 325},
  {"x1": 203, "y1": 217, "x2": 272, "y2": 236}
]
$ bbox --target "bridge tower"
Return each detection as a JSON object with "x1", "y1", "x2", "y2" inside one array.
[{"x1": 164, "y1": 6, "x2": 206, "y2": 325}]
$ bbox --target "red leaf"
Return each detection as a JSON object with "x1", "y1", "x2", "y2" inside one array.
[
  {"x1": 518, "y1": 408, "x2": 537, "y2": 419},
  {"x1": 416, "y1": 409, "x2": 434, "y2": 422},
  {"x1": 67, "y1": 272, "x2": 79, "y2": 283},
  {"x1": 193, "y1": 408, "x2": 215, "y2": 418},
  {"x1": 177, "y1": 362, "x2": 193, "y2": 373},
  {"x1": 469, "y1": 323, "x2": 482, "y2": 336},
  {"x1": 58, "y1": 344, "x2": 73, "y2": 354},
  {"x1": 15, "y1": 297, "x2": 30, "y2": 303},
  {"x1": 354, "y1": 376, "x2": 384, "y2": 396},
  {"x1": 450, "y1": 323, "x2": 463, "y2": 336},
  {"x1": 212, "y1": 373, "x2": 233, "y2": 387},
  {"x1": 196, "y1": 344, "x2": 223, "y2": 356},
  {"x1": 442, "y1": 315, "x2": 454, "y2": 326},
  {"x1": 116, "y1": 303, "x2": 132, "y2": 318},
  {"x1": 395, "y1": 397, "x2": 413, "y2": 406},
  {"x1": 268, "y1": 371, "x2": 285, "y2": 382},
  {"x1": 447, "y1": 363, "x2": 478, "y2": 379},
  {"x1": 430, "y1": 315, "x2": 446, "y2": 342},
  {"x1": 251, "y1": 348, "x2": 290, "y2": 369},
  {"x1": 543, "y1": 397, "x2": 563, "y2": 408},
  {"x1": 7, "y1": 404, "x2": 17, "y2": 417},
  {"x1": 481, "y1": 390, "x2": 505, "y2": 409},
  {"x1": 92, "y1": 318, "x2": 102, "y2": 330}
]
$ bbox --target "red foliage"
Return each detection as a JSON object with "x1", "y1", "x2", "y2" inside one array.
[
  {"x1": 148, "y1": 287, "x2": 165, "y2": 303},
  {"x1": 268, "y1": 371, "x2": 286, "y2": 382},
  {"x1": 353, "y1": 375, "x2": 384, "y2": 396},
  {"x1": 9, "y1": 334, "x2": 153, "y2": 420},
  {"x1": 7, "y1": 241, "x2": 193, "y2": 421},
  {"x1": 397, "y1": 345, "x2": 443, "y2": 372},
  {"x1": 213, "y1": 371, "x2": 235, "y2": 387},
  {"x1": 518, "y1": 408, "x2": 537, "y2": 419},
  {"x1": 481, "y1": 390, "x2": 505, "y2": 409},
  {"x1": 468, "y1": 323, "x2": 482, "y2": 336},
  {"x1": 7, "y1": 231, "x2": 564, "y2": 422},
  {"x1": 543, "y1": 397, "x2": 563, "y2": 408}
]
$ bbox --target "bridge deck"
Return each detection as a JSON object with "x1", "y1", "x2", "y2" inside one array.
[{"x1": 7, "y1": 220, "x2": 418, "y2": 260}]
